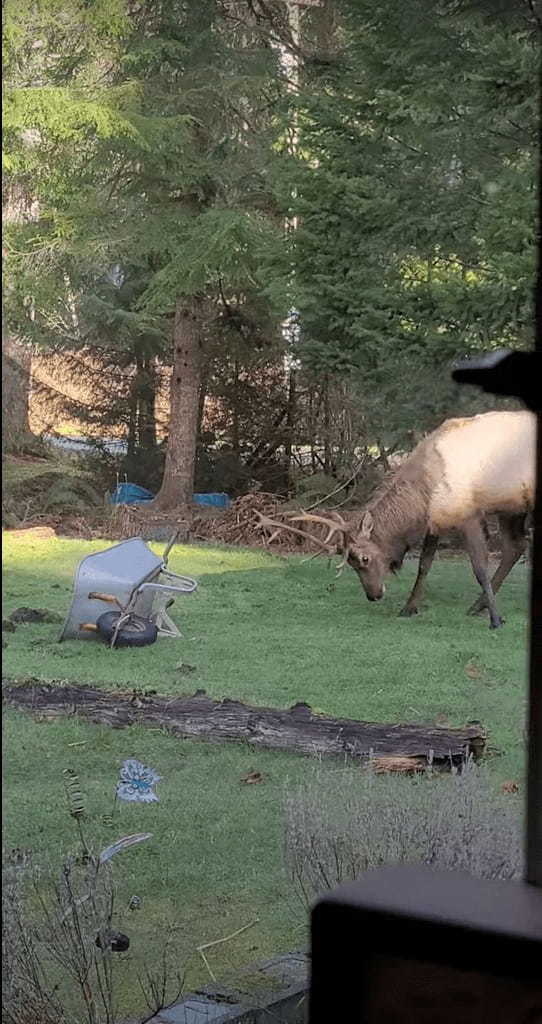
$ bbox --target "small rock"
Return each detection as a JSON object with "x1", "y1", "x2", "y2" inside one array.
[{"x1": 9, "y1": 607, "x2": 63, "y2": 624}]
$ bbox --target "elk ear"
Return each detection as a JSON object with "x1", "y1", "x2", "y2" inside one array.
[{"x1": 360, "y1": 511, "x2": 374, "y2": 539}]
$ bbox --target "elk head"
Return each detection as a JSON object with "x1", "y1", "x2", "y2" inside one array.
[
  {"x1": 255, "y1": 508, "x2": 388, "y2": 602},
  {"x1": 342, "y1": 510, "x2": 388, "y2": 601}
]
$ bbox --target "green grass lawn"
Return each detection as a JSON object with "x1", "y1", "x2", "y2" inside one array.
[{"x1": 2, "y1": 532, "x2": 530, "y2": 1015}]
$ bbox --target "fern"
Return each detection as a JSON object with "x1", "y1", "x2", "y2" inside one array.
[{"x1": 44, "y1": 477, "x2": 101, "y2": 512}]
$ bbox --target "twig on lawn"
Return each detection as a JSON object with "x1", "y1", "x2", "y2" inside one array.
[
  {"x1": 196, "y1": 919, "x2": 259, "y2": 981},
  {"x1": 198, "y1": 948, "x2": 217, "y2": 982}
]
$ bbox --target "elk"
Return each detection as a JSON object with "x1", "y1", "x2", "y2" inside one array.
[{"x1": 257, "y1": 410, "x2": 536, "y2": 629}]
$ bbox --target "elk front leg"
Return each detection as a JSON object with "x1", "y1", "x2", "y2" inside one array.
[
  {"x1": 463, "y1": 518, "x2": 503, "y2": 629},
  {"x1": 468, "y1": 513, "x2": 527, "y2": 615},
  {"x1": 398, "y1": 532, "x2": 439, "y2": 617}
]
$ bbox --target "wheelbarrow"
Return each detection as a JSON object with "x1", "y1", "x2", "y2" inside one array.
[{"x1": 59, "y1": 533, "x2": 197, "y2": 648}]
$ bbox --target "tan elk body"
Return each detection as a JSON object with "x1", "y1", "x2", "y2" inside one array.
[
  {"x1": 258, "y1": 410, "x2": 536, "y2": 628},
  {"x1": 423, "y1": 410, "x2": 535, "y2": 532}
]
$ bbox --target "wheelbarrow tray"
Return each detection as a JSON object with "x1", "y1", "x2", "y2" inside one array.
[{"x1": 59, "y1": 538, "x2": 196, "y2": 642}]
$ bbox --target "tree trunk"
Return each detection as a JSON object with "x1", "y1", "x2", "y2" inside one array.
[
  {"x1": 285, "y1": 365, "x2": 297, "y2": 493},
  {"x1": 2, "y1": 185, "x2": 35, "y2": 452},
  {"x1": 2, "y1": 333, "x2": 32, "y2": 451},
  {"x1": 153, "y1": 297, "x2": 203, "y2": 509},
  {"x1": 197, "y1": 362, "x2": 208, "y2": 441},
  {"x1": 231, "y1": 358, "x2": 240, "y2": 457},
  {"x1": 127, "y1": 377, "x2": 138, "y2": 459},
  {"x1": 322, "y1": 375, "x2": 333, "y2": 475},
  {"x1": 136, "y1": 356, "x2": 157, "y2": 450}
]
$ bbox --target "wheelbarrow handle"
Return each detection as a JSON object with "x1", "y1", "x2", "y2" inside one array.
[
  {"x1": 88, "y1": 592, "x2": 122, "y2": 606},
  {"x1": 162, "y1": 530, "x2": 181, "y2": 564}
]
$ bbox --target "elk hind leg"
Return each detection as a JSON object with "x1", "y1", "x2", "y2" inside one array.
[
  {"x1": 464, "y1": 518, "x2": 503, "y2": 629},
  {"x1": 468, "y1": 513, "x2": 527, "y2": 616},
  {"x1": 399, "y1": 532, "x2": 439, "y2": 617}
]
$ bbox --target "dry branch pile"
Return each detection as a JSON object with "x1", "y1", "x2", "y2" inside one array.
[
  {"x1": 99, "y1": 492, "x2": 313, "y2": 550},
  {"x1": 192, "y1": 492, "x2": 306, "y2": 550},
  {"x1": 104, "y1": 502, "x2": 193, "y2": 542}
]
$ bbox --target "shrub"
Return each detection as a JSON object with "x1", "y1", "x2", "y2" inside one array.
[
  {"x1": 283, "y1": 761, "x2": 523, "y2": 903},
  {"x1": 2, "y1": 763, "x2": 183, "y2": 1024}
]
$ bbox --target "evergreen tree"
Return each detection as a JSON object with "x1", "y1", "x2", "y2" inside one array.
[
  {"x1": 286, "y1": 0, "x2": 539, "y2": 445},
  {"x1": 3, "y1": 0, "x2": 288, "y2": 505}
]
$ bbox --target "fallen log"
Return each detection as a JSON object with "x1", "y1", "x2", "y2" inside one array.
[{"x1": 2, "y1": 680, "x2": 486, "y2": 769}]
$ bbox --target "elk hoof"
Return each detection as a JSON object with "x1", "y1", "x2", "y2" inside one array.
[{"x1": 399, "y1": 606, "x2": 418, "y2": 617}]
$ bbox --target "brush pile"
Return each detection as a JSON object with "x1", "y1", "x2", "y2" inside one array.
[
  {"x1": 192, "y1": 492, "x2": 311, "y2": 551},
  {"x1": 102, "y1": 492, "x2": 307, "y2": 550},
  {"x1": 104, "y1": 502, "x2": 192, "y2": 542}
]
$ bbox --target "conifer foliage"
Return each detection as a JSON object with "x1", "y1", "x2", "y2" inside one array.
[{"x1": 3, "y1": 0, "x2": 539, "y2": 497}]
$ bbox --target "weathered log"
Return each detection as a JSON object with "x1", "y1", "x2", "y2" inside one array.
[{"x1": 2, "y1": 680, "x2": 486, "y2": 769}]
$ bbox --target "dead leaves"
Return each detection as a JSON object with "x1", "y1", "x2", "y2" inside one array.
[
  {"x1": 501, "y1": 780, "x2": 519, "y2": 795},
  {"x1": 465, "y1": 659, "x2": 484, "y2": 679},
  {"x1": 175, "y1": 661, "x2": 197, "y2": 676},
  {"x1": 240, "y1": 769, "x2": 266, "y2": 785}
]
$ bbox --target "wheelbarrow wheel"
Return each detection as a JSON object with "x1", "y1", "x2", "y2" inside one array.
[{"x1": 96, "y1": 611, "x2": 158, "y2": 648}]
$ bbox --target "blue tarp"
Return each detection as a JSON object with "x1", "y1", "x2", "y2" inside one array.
[
  {"x1": 193, "y1": 493, "x2": 231, "y2": 508},
  {"x1": 110, "y1": 483, "x2": 154, "y2": 505},
  {"x1": 109, "y1": 483, "x2": 231, "y2": 508}
]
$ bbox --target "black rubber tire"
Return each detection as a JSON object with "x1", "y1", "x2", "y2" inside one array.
[{"x1": 96, "y1": 611, "x2": 158, "y2": 648}]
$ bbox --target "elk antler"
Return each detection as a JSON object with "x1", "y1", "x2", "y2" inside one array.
[
  {"x1": 287, "y1": 511, "x2": 348, "y2": 548},
  {"x1": 287, "y1": 511, "x2": 355, "y2": 577},
  {"x1": 254, "y1": 511, "x2": 337, "y2": 552},
  {"x1": 254, "y1": 509, "x2": 355, "y2": 578}
]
